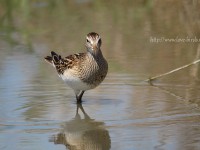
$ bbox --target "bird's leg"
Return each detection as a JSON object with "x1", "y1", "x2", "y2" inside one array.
[{"x1": 76, "y1": 91, "x2": 85, "y2": 103}]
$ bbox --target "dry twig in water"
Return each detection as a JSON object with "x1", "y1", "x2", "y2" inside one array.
[{"x1": 145, "y1": 59, "x2": 200, "y2": 83}]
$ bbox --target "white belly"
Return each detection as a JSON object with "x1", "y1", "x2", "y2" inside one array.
[{"x1": 60, "y1": 71, "x2": 92, "y2": 91}]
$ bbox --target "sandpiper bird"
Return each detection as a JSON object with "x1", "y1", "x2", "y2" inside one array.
[{"x1": 44, "y1": 32, "x2": 108, "y2": 103}]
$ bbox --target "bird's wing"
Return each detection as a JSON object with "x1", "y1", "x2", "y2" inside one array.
[{"x1": 44, "y1": 51, "x2": 86, "y2": 74}]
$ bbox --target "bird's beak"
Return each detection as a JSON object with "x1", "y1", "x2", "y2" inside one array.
[{"x1": 92, "y1": 44, "x2": 98, "y2": 51}]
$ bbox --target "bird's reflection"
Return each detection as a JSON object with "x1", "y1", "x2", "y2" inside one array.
[{"x1": 50, "y1": 103, "x2": 111, "y2": 150}]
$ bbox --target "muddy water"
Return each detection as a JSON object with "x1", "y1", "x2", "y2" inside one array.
[{"x1": 1, "y1": 1, "x2": 200, "y2": 150}]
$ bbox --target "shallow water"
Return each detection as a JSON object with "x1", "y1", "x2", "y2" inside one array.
[{"x1": 1, "y1": 1, "x2": 200, "y2": 150}]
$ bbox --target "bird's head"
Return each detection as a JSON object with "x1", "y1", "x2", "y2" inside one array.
[{"x1": 85, "y1": 32, "x2": 102, "y2": 56}]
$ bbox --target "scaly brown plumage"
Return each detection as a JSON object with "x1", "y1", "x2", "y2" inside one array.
[{"x1": 44, "y1": 32, "x2": 108, "y2": 103}]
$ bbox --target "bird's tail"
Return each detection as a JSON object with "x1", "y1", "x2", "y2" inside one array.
[{"x1": 44, "y1": 51, "x2": 62, "y2": 67}]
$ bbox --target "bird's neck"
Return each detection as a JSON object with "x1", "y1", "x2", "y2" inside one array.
[{"x1": 88, "y1": 49, "x2": 104, "y2": 60}]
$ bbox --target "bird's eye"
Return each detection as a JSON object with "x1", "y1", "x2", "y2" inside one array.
[
  {"x1": 86, "y1": 39, "x2": 89, "y2": 43},
  {"x1": 98, "y1": 39, "x2": 102, "y2": 45}
]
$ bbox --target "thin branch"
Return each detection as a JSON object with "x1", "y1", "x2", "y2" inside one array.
[{"x1": 145, "y1": 59, "x2": 200, "y2": 82}]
